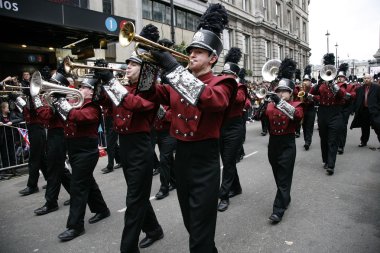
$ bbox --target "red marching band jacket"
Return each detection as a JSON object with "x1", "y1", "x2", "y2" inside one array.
[
  {"x1": 63, "y1": 98, "x2": 101, "y2": 139},
  {"x1": 265, "y1": 101, "x2": 304, "y2": 136},
  {"x1": 309, "y1": 82, "x2": 346, "y2": 106},
  {"x1": 154, "y1": 71, "x2": 237, "y2": 141},
  {"x1": 22, "y1": 101, "x2": 45, "y2": 126},
  {"x1": 344, "y1": 83, "x2": 357, "y2": 105},
  {"x1": 153, "y1": 105, "x2": 172, "y2": 131},
  {"x1": 36, "y1": 105, "x2": 64, "y2": 130},
  {"x1": 225, "y1": 82, "x2": 248, "y2": 120},
  {"x1": 101, "y1": 83, "x2": 159, "y2": 135}
]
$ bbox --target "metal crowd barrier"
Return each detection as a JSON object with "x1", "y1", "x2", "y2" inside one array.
[{"x1": 0, "y1": 115, "x2": 108, "y2": 177}]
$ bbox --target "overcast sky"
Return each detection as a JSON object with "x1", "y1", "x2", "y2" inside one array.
[{"x1": 308, "y1": 0, "x2": 380, "y2": 65}]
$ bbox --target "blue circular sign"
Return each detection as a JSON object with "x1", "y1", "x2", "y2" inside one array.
[{"x1": 105, "y1": 17, "x2": 117, "y2": 32}]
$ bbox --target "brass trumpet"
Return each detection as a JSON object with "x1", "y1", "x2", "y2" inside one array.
[
  {"x1": 63, "y1": 57, "x2": 127, "y2": 75},
  {"x1": 119, "y1": 21, "x2": 189, "y2": 64},
  {"x1": 262, "y1": 59, "x2": 281, "y2": 82}
]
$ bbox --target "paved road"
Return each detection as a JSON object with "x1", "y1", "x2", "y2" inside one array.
[{"x1": 1, "y1": 119, "x2": 380, "y2": 253}]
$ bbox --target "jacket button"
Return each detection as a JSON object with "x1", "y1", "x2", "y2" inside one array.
[
  {"x1": 127, "y1": 115, "x2": 131, "y2": 118},
  {"x1": 184, "y1": 133, "x2": 187, "y2": 137},
  {"x1": 175, "y1": 129, "x2": 179, "y2": 134},
  {"x1": 178, "y1": 114, "x2": 181, "y2": 118},
  {"x1": 180, "y1": 99, "x2": 184, "y2": 103},
  {"x1": 126, "y1": 127, "x2": 128, "y2": 130},
  {"x1": 194, "y1": 115, "x2": 198, "y2": 120},
  {"x1": 190, "y1": 132, "x2": 194, "y2": 136},
  {"x1": 116, "y1": 114, "x2": 119, "y2": 117}
]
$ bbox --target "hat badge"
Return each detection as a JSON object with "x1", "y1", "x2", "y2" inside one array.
[{"x1": 193, "y1": 31, "x2": 205, "y2": 42}]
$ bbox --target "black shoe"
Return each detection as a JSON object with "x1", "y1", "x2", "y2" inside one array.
[
  {"x1": 58, "y1": 228, "x2": 85, "y2": 241},
  {"x1": 42, "y1": 184, "x2": 47, "y2": 189},
  {"x1": 326, "y1": 168, "x2": 334, "y2": 175},
  {"x1": 102, "y1": 167, "x2": 114, "y2": 174},
  {"x1": 139, "y1": 229, "x2": 164, "y2": 248},
  {"x1": 261, "y1": 131, "x2": 267, "y2": 136},
  {"x1": 217, "y1": 199, "x2": 229, "y2": 212},
  {"x1": 34, "y1": 204, "x2": 59, "y2": 216},
  {"x1": 63, "y1": 199, "x2": 70, "y2": 206},
  {"x1": 114, "y1": 163, "x2": 122, "y2": 169},
  {"x1": 228, "y1": 189, "x2": 242, "y2": 198},
  {"x1": 358, "y1": 143, "x2": 367, "y2": 147},
  {"x1": 19, "y1": 186, "x2": 39, "y2": 196},
  {"x1": 155, "y1": 190, "x2": 169, "y2": 200},
  {"x1": 88, "y1": 209, "x2": 110, "y2": 224},
  {"x1": 337, "y1": 147, "x2": 344, "y2": 154},
  {"x1": 268, "y1": 213, "x2": 282, "y2": 223},
  {"x1": 168, "y1": 185, "x2": 176, "y2": 191},
  {"x1": 304, "y1": 144, "x2": 310, "y2": 151},
  {"x1": 153, "y1": 167, "x2": 160, "y2": 176}
]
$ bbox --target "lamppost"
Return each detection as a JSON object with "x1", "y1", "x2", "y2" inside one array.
[
  {"x1": 335, "y1": 42, "x2": 339, "y2": 68},
  {"x1": 325, "y1": 30, "x2": 330, "y2": 53}
]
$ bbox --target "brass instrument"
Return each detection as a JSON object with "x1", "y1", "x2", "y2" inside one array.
[
  {"x1": 320, "y1": 65, "x2": 337, "y2": 81},
  {"x1": 119, "y1": 21, "x2": 189, "y2": 64},
  {"x1": 262, "y1": 59, "x2": 281, "y2": 82},
  {"x1": 31, "y1": 71, "x2": 84, "y2": 108},
  {"x1": 2, "y1": 83, "x2": 30, "y2": 91},
  {"x1": 297, "y1": 82, "x2": 306, "y2": 100},
  {"x1": 63, "y1": 57, "x2": 127, "y2": 75},
  {"x1": 254, "y1": 85, "x2": 269, "y2": 99}
]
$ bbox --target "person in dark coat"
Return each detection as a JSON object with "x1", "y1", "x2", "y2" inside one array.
[{"x1": 350, "y1": 74, "x2": 380, "y2": 145}]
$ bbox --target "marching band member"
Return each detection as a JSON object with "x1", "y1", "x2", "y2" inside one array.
[
  {"x1": 149, "y1": 4, "x2": 237, "y2": 252},
  {"x1": 309, "y1": 53, "x2": 347, "y2": 175},
  {"x1": 97, "y1": 24, "x2": 164, "y2": 252},
  {"x1": 33, "y1": 71, "x2": 72, "y2": 216},
  {"x1": 218, "y1": 47, "x2": 246, "y2": 212},
  {"x1": 264, "y1": 58, "x2": 304, "y2": 223},
  {"x1": 301, "y1": 65, "x2": 317, "y2": 151},
  {"x1": 337, "y1": 63, "x2": 356, "y2": 154},
  {"x1": 54, "y1": 76, "x2": 110, "y2": 241}
]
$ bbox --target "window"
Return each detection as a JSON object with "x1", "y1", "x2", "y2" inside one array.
[
  {"x1": 243, "y1": 0, "x2": 250, "y2": 12},
  {"x1": 295, "y1": 16, "x2": 300, "y2": 37},
  {"x1": 223, "y1": 29, "x2": 231, "y2": 51},
  {"x1": 142, "y1": 0, "x2": 152, "y2": 19},
  {"x1": 278, "y1": 45, "x2": 284, "y2": 59},
  {"x1": 103, "y1": 0, "x2": 113, "y2": 14},
  {"x1": 302, "y1": 21, "x2": 307, "y2": 41},
  {"x1": 243, "y1": 35, "x2": 251, "y2": 69},
  {"x1": 289, "y1": 48, "x2": 293, "y2": 58},
  {"x1": 186, "y1": 13, "x2": 198, "y2": 32},
  {"x1": 176, "y1": 9, "x2": 186, "y2": 29},
  {"x1": 265, "y1": 40, "x2": 271, "y2": 59},
  {"x1": 165, "y1": 6, "x2": 172, "y2": 25},
  {"x1": 276, "y1": 2, "x2": 282, "y2": 27},
  {"x1": 287, "y1": 9, "x2": 292, "y2": 32},
  {"x1": 153, "y1": 1, "x2": 165, "y2": 23},
  {"x1": 302, "y1": 0, "x2": 306, "y2": 10},
  {"x1": 262, "y1": 0, "x2": 268, "y2": 20}
]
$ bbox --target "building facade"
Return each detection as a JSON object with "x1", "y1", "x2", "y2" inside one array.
[{"x1": 0, "y1": 0, "x2": 311, "y2": 82}]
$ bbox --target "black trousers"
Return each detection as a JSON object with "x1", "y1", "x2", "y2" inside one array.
[
  {"x1": 338, "y1": 105, "x2": 353, "y2": 149},
  {"x1": 26, "y1": 124, "x2": 47, "y2": 188},
  {"x1": 261, "y1": 116, "x2": 269, "y2": 133},
  {"x1": 302, "y1": 106, "x2": 316, "y2": 146},
  {"x1": 105, "y1": 116, "x2": 120, "y2": 168},
  {"x1": 66, "y1": 138, "x2": 108, "y2": 230},
  {"x1": 359, "y1": 107, "x2": 380, "y2": 144},
  {"x1": 219, "y1": 117, "x2": 243, "y2": 200},
  {"x1": 156, "y1": 130, "x2": 176, "y2": 192},
  {"x1": 238, "y1": 112, "x2": 248, "y2": 158},
  {"x1": 175, "y1": 139, "x2": 220, "y2": 253},
  {"x1": 150, "y1": 129, "x2": 161, "y2": 170},
  {"x1": 45, "y1": 128, "x2": 71, "y2": 206},
  {"x1": 119, "y1": 133, "x2": 161, "y2": 253},
  {"x1": 317, "y1": 106, "x2": 343, "y2": 169},
  {"x1": 268, "y1": 134, "x2": 296, "y2": 217}
]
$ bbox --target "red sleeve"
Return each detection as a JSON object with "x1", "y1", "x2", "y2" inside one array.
[
  {"x1": 163, "y1": 107, "x2": 172, "y2": 122},
  {"x1": 293, "y1": 103, "x2": 304, "y2": 121},
  {"x1": 198, "y1": 81, "x2": 234, "y2": 112},
  {"x1": 244, "y1": 98, "x2": 251, "y2": 109},
  {"x1": 235, "y1": 88, "x2": 247, "y2": 104},
  {"x1": 36, "y1": 106, "x2": 54, "y2": 120},
  {"x1": 68, "y1": 105, "x2": 100, "y2": 124},
  {"x1": 121, "y1": 93, "x2": 156, "y2": 112},
  {"x1": 153, "y1": 84, "x2": 171, "y2": 106}
]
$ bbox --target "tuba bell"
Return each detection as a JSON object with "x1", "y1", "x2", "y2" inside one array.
[
  {"x1": 31, "y1": 71, "x2": 84, "y2": 108},
  {"x1": 254, "y1": 85, "x2": 268, "y2": 99},
  {"x1": 320, "y1": 65, "x2": 337, "y2": 81},
  {"x1": 262, "y1": 59, "x2": 281, "y2": 82}
]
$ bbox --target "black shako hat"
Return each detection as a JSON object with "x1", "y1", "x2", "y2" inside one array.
[
  {"x1": 50, "y1": 72, "x2": 70, "y2": 86},
  {"x1": 222, "y1": 47, "x2": 242, "y2": 76},
  {"x1": 275, "y1": 57, "x2": 297, "y2": 93},
  {"x1": 186, "y1": 3, "x2": 228, "y2": 57},
  {"x1": 303, "y1": 65, "x2": 312, "y2": 80},
  {"x1": 126, "y1": 24, "x2": 160, "y2": 65},
  {"x1": 80, "y1": 75, "x2": 98, "y2": 89},
  {"x1": 337, "y1": 63, "x2": 349, "y2": 78}
]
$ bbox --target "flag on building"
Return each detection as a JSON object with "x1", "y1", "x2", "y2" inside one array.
[{"x1": 17, "y1": 127, "x2": 30, "y2": 147}]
